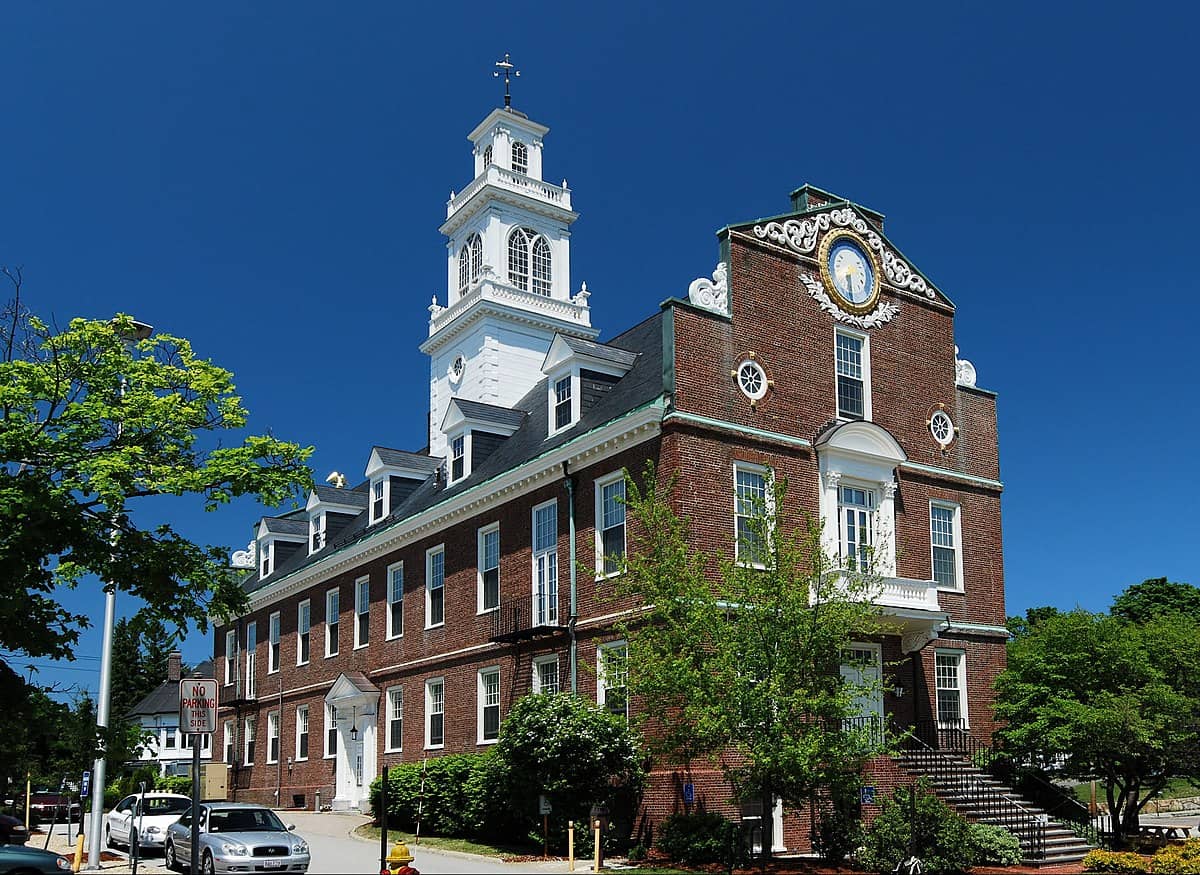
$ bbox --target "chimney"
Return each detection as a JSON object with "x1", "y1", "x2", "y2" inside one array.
[{"x1": 168, "y1": 651, "x2": 182, "y2": 682}]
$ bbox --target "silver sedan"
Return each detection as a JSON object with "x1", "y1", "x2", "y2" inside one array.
[{"x1": 164, "y1": 803, "x2": 310, "y2": 874}]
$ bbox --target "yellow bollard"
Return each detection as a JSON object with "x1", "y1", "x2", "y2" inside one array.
[
  {"x1": 72, "y1": 833, "x2": 85, "y2": 873},
  {"x1": 593, "y1": 820, "x2": 601, "y2": 873},
  {"x1": 568, "y1": 820, "x2": 574, "y2": 872}
]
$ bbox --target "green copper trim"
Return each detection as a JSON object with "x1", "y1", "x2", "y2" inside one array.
[
  {"x1": 662, "y1": 306, "x2": 676, "y2": 398},
  {"x1": 664, "y1": 410, "x2": 813, "y2": 449},
  {"x1": 900, "y1": 461, "x2": 1003, "y2": 491},
  {"x1": 943, "y1": 621, "x2": 1012, "y2": 639}
]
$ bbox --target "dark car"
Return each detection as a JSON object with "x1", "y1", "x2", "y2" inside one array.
[
  {"x1": 0, "y1": 814, "x2": 28, "y2": 846},
  {"x1": 0, "y1": 843, "x2": 71, "y2": 873},
  {"x1": 27, "y1": 792, "x2": 80, "y2": 824}
]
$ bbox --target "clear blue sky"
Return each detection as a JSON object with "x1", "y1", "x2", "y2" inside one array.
[{"x1": 3, "y1": 2, "x2": 1197, "y2": 697}]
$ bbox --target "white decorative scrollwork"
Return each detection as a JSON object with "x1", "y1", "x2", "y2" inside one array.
[
  {"x1": 954, "y1": 345, "x2": 977, "y2": 387},
  {"x1": 901, "y1": 627, "x2": 940, "y2": 654},
  {"x1": 752, "y1": 208, "x2": 936, "y2": 299},
  {"x1": 687, "y1": 262, "x2": 729, "y2": 316},
  {"x1": 800, "y1": 271, "x2": 900, "y2": 329},
  {"x1": 231, "y1": 540, "x2": 257, "y2": 570}
]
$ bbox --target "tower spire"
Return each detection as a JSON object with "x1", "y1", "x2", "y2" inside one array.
[{"x1": 493, "y1": 53, "x2": 520, "y2": 109}]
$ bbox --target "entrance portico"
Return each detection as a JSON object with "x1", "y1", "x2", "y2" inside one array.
[{"x1": 325, "y1": 672, "x2": 379, "y2": 812}]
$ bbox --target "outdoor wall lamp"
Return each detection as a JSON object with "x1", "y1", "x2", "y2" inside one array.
[
  {"x1": 350, "y1": 724, "x2": 359, "y2": 742},
  {"x1": 287, "y1": 757, "x2": 293, "y2": 774}
]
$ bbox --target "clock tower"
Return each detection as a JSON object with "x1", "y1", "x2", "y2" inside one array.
[{"x1": 421, "y1": 104, "x2": 597, "y2": 459}]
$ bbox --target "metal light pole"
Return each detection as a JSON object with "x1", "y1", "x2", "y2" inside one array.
[{"x1": 86, "y1": 318, "x2": 153, "y2": 871}]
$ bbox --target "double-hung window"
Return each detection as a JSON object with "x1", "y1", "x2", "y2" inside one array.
[
  {"x1": 371, "y1": 479, "x2": 386, "y2": 522},
  {"x1": 223, "y1": 720, "x2": 234, "y2": 764},
  {"x1": 324, "y1": 704, "x2": 337, "y2": 758},
  {"x1": 425, "y1": 678, "x2": 445, "y2": 749},
  {"x1": 478, "y1": 667, "x2": 500, "y2": 743},
  {"x1": 450, "y1": 435, "x2": 465, "y2": 482},
  {"x1": 297, "y1": 600, "x2": 310, "y2": 665},
  {"x1": 532, "y1": 501, "x2": 558, "y2": 626},
  {"x1": 224, "y1": 630, "x2": 237, "y2": 686},
  {"x1": 244, "y1": 716, "x2": 256, "y2": 764},
  {"x1": 354, "y1": 577, "x2": 370, "y2": 648},
  {"x1": 935, "y1": 650, "x2": 968, "y2": 728},
  {"x1": 930, "y1": 502, "x2": 963, "y2": 590},
  {"x1": 426, "y1": 546, "x2": 445, "y2": 628},
  {"x1": 387, "y1": 562, "x2": 404, "y2": 639},
  {"x1": 734, "y1": 464, "x2": 770, "y2": 566},
  {"x1": 835, "y1": 329, "x2": 869, "y2": 420},
  {"x1": 596, "y1": 475, "x2": 626, "y2": 576},
  {"x1": 839, "y1": 485, "x2": 875, "y2": 571},
  {"x1": 598, "y1": 642, "x2": 629, "y2": 719},
  {"x1": 532, "y1": 654, "x2": 559, "y2": 695},
  {"x1": 260, "y1": 542, "x2": 272, "y2": 579},
  {"x1": 266, "y1": 711, "x2": 280, "y2": 764},
  {"x1": 553, "y1": 376, "x2": 572, "y2": 431},
  {"x1": 479, "y1": 525, "x2": 500, "y2": 613},
  {"x1": 325, "y1": 589, "x2": 339, "y2": 657},
  {"x1": 268, "y1": 611, "x2": 280, "y2": 673},
  {"x1": 310, "y1": 514, "x2": 326, "y2": 553},
  {"x1": 245, "y1": 622, "x2": 257, "y2": 698},
  {"x1": 386, "y1": 688, "x2": 403, "y2": 752},
  {"x1": 295, "y1": 705, "x2": 309, "y2": 760}
]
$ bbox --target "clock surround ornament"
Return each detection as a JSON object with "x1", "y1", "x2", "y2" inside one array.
[{"x1": 818, "y1": 230, "x2": 881, "y2": 316}]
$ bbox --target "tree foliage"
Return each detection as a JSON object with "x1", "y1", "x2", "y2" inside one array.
[
  {"x1": 612, "y1": 464, "x2": 887, "y2": 847},
  {"x1": 1111, "y1": 578, "x2": 1200, "y2": 625},
  {"x1": 994, "y1": 606, "x2": 1200, "y2": 838},
  {"x1": 0, "y1": 275, "x2": 313, "y2": 661}
]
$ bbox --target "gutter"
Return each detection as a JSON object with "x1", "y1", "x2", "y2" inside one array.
[{"x1": 563, "y1": 461, "x2": 578, "y2": 693}]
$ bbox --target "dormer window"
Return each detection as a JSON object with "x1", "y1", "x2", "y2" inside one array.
[
  {"x1": 458, "y1": 233, "x2": 482, "y2": 295},
  {"x1": 450, "y1": 434, "x2": 466, "y2": 482},
  {"x1": 310, "y1": 514, "x2": 326, "y2": 553},
  {"x1": 541, "y1": 335, "x2": 637, "y2": 438},
  {"x1": 511, "y1": 141, "x2": 528, "y2": 174},
  {"x1": 260, "y1": 542, "x2": 272, "y2": 579},
  {"x1": 371, "y1": 480, "x2": 385, "y2": 522},
  {"x1": 553, "y1": 376, "x2": 573, "y2": 432}
]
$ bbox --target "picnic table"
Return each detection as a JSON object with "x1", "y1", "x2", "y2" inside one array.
[{"x1": 1135, "y1": 823, "x2": 1194, "y2": 846}]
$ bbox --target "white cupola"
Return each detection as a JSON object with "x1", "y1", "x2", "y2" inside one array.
[{"x1": 422, "y1": 105, "x2": 598, "y2": 459}]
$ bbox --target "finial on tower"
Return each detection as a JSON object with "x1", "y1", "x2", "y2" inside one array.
[{"x1": 493, "y1": 53, "x2": 520, "y2": 109}]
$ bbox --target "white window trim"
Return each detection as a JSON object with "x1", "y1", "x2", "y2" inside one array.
[
  {"x1": 369, "y1": 477, "x2": 390, "y2": 525},
  {"x1": 930, "y1": 500, "x2": 965, "y2": 592},
  {"x1": 385, "y1": 686, "x2": 403, "y2": 753},
  {"x1": 531, "y1": 499, "x2": 559, "y2": 626},
  {"x1": 243, "y1": 716, "x2": 256, "y2": 765},
  {"x1": 309, "y1": 513, "x2": 326, "y2": 555},
  {"x1": 597, "y1": 640, "x2": 628, "y2": 717},
  {"x1": 532, "y1": 654, "x2": 559, "y2": 695},
  {"x1": 323, "y1": 703, "x2": 337, "y2": 759},
  {"x1": 425, "y1": 677, "x2": 445, "y2": 750},
  {"x1": 259, "y1": 540, "x2": 273, "y2": 579},
  {"x1": 733, "y1": 462, "x2": 773, "y2": 568},
  {"x1": 268, "y1": 611, "x2": 281, "y2": 674},
  {"x1": 594, "y1": 471, "x2": 627, "y2": 579},
  {"x1": 265, "y1": 710, "x2": 280, "y2": 765},
  {"x1": 325, "y1": 588, "x2": 340, "y2": 658},
  {"x1": 294, "y1": 705, "x2": 309, "y2": 762},
  {"x1": 477, "y1": 666, "x2": 501, "y2": 745},
  {"x1": 426, "y1": 545, "x2": 446, "y2": 629},
  {"x1": 547, "y1": 369, "x2": 580, "y2": 436},
  {"x1": 224, "y1": 630, "x2": 237, "y2": 686},
  {"x1": 223, "y1": 720, "x2": 234, "y2": 764},
  {"x1": 477, "y1": 523, "x2": 500, "y2": 615},
  {"x1": 834, "y1": 326, "x2": 872, "y2": 421},
  {"x1": 386, "y1": 561, "x2": 404, "y2": 640},
  {"x1": 353, "y1": 576, "x2": 370, "y2": 650},
  {"x1": 935, "y1": 648, "x2": 969, "y2": 729},
  {"x1": 448, "y1": 431, "x2": 471, "y2": 484},
  {"x1": 244, "y1": 621, "x2": 257, "y2": 699},
  {"x1": 297, "y1": 599, "x2": 311, "y2": 666}
]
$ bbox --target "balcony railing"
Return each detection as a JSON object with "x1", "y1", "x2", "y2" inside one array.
[
  {"x1": 446, "y1": 165, "x2": 572, "y2": 220},
  {"x1": 820, "y1": 573, "x2": 943, "y2": 613},
  {"x1": 428, "y1": 278, "x2": 591, "y2": 337},
  {"x1": 490, "y1": 601, "x2": 564, "y2": 643}
]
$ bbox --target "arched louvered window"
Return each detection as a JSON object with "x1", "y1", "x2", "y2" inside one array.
[
  {"x1": 482, "y1": 145, "x2": 492, "y2": 168},
  {"x1": 508, "y1": 228, "x2": 530, "y2": 291},
  {"x1": 532, "y1": 236, "x2": 552, "y2": 296},
  {"x1": 511, "y1": 141, "x2": 528, "y2": 175},
  {"x1": 458, "y1": 233, "x2": 483, "y2": 294}
]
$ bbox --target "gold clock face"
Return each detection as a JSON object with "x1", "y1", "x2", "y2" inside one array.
[{"x1": 818, "y1": 231, "x2": 882, "y2": 315}]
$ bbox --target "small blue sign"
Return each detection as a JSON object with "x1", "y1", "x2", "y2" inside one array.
[
  {"x1": 860, "y1": 786, "x2": 876, "y2": 805},
  {"x1": 682, "y1": 783, "x2": 695, "y2": 804},
  {"x1": 81, "y1": 771, "x2": 91, "y2": 799}
]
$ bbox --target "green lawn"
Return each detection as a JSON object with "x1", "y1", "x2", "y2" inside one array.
[{"x1": 1073, "y1": 778, "x2": 1200, "y2": 804}]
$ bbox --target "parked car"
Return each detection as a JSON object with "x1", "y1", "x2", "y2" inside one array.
[
  {"x1": 105, "y1": 792, "x2": 191, "y2": 851},
  {"x1": 164, "y1": 803, "x2": 309, "y2": 874},
  {"x1": 0, "y1": 814, "x2": 28, "y2": 846},
  {"x1": 27, "y1": 791, "x2": 80, "y2": 824},
  {"x1": 0, "y1": 843, "x2": 71, "y2": 873}
]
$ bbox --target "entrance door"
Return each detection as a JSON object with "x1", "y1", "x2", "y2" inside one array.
[
  {"x1": 840, "y1": 643, "x2": 883, "y2": 740},
  {"x1": 332, "y1": 714, "x2": 376, "y2": 811}
]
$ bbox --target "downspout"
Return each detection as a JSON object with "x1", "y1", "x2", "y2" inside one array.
[{"x1": 563, "y1": 461, "x2": 578, "y2": 693}]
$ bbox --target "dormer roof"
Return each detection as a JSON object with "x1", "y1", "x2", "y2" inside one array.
[
  {"x1": 364, "y1": 447, "x2": 442, "y2": 481},
  {"x1": 441, "y1": 398, "x2": 527, "y2": 435},
  {"x1": 257, "y1": 517, "x2": 308, "y2": 539},
  {"x1": 542, "y1": 334, "x2": 639, "y2": 375},
  {"x1": 306, "y1": 484, "x2": 370, "y2": 513}
]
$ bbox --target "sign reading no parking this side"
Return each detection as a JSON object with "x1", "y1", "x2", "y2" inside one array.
[{"x1": 179, "y1": 678, "x2": 219, "y2": 735}]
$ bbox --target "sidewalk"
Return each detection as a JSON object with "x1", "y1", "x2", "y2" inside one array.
[{"x1": 31, "y1": 823, "x2": 170, "y2": 874}]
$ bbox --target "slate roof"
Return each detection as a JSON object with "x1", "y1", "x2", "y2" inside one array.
[
  {"x1": 447, "y1": 398, "x2": 527, "y2": 430},
  {"x1": 247, "y1": 310, "x2": 665, "y2": 592},
  {"x1": 372, "y1": 447, "x2": 443, "y2": 474},
  {"x1": 559, "y1": 335, "x2": 639, "y2": 368},
  {"x1": 311, "y1": 485, "x2": 369, "y2": 508},
  {"x1": 127, "y1": 660, "x2": 216, "y2": 717},
  {"x1": 261, "y1": 517, "x2": 308, "y2": 537}
]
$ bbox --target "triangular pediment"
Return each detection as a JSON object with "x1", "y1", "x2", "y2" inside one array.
[{"x1": 325, "y1": 672, "x2": 380, "y2": 706}]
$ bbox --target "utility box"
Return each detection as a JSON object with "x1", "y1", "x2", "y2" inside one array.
[{"x1": 202, "y1": 764, "x2": 228, "y2": 801}]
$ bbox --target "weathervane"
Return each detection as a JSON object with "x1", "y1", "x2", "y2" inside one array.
[{"x1": 494, "y1": 53, "x2": 520, "y2": 109}]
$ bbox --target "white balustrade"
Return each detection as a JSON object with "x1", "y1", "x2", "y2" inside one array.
[
  {"x1": 446, "y1": 166, "x2": 572, "y2": 219},
  {"x1": 429, "y1": 278, "x2": 591, "y2": 337}
]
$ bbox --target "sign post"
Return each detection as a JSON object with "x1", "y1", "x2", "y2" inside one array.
[{"x1": 180, "y1": 679, "x2": 217, "y2": 875}]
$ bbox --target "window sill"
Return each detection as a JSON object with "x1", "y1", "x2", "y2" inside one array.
[
  {"x1": 384, "y1": 747, "x2": 402, "y2": 754},
  {"x1": 323, "y1": 754, "x2": 335, "y2": 760},
  {"x1": 477, "y1": 738, "x2": 498, "y2": 747},
  {"x1": 324, "y1": 652, "x2": 339, "y2": 659},
  {"x1": 594, "y1": 569, "x2": 624, "y2": 581},
  {"x1": 477, "y1": 607, "x2": 499, "y2": 616},
  {"x1": 294, "y1": 757, "x2": 308, "y2": 763},
  {"x1": 267, "y1": 669, "x2": 279, "y2": 675},
  {"x1": 935, "y1": 585, "x2": 965, "y2": 593},
  {"x1": 424, "y1": 744, "x2": 444, "y2": 751},
  {"x1": 425, "y1": 622, "x2": 445, "y2": 631},
  {"x1": 296, "y1": 660, "x2": 309, "y2": 667},
  {"x1": 265, "y1": 760, "x2": 278, "y2": 766},
  {"x1": 353, "y1": 643, "x2": 369, "y2": 651}
]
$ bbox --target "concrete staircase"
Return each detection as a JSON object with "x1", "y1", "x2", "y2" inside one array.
[{"x1": 894, "y1": 748, "x2": 1094, "y2": 866}]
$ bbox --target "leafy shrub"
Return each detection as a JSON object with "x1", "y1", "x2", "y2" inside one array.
[
  {"x1": 656, "y1": 811, "x2": 746, "y2": 867},
  {"x1": 155, "y1": 776, "x2": 192, "y2": 795},
  {"x1": 968, "y1": 823, "x2": 1023, "y2": 866},
  {"x1": 855, "y1": 782, "x2": 976, "y2": 875},
  {"x1": 814, "y1": 802, "x2": 862, "y2": 862},
  {"x1": 368, "y1": 752, "x2": 491, "y2": 837},
  {"x1": 1084, "y1": 849, "x2": 1151, "y2": 873},
  {"x1": 1151, "y1": 839, "x2": 1200, "y2": 874}
]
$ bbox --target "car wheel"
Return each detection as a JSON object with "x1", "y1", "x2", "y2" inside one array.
[
  {"x1": 201, "y1": 850, "x2": 216, "y2": 875},
  {"x1": 105, "y1": 825, "x2": 114, "y2": 848},
  {"x1": 165, "y1": 839, "x2": 179, "y2": 871}
]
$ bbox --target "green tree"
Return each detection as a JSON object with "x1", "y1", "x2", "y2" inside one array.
[
  {"x1": 1111, "y1": 578, "x2": 1200, "y2": 624},
  {"x1": 994, "y1": 609, "x2": 1200, "y2": 839},
  {"x1": 0, "y1": 275, "x2": 312, "y2": 662},
  {"x1": 612, "y1": 465, "x2": 886, "y2": 858},
  {"x1": 110, "y1": 614, "x2": 179, "y2": 720}
]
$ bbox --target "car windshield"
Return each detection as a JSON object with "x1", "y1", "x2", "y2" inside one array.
[
  {"x1": 142, "y1": 798, "x2": 190, "y2": 816},
  {"x1": 207, "y1": 808, "x2": 287, "y2": 833}
]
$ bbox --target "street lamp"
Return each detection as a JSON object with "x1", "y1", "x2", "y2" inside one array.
[{"x1": 86, "y1": 318, "x2": 153, "y2": 872}]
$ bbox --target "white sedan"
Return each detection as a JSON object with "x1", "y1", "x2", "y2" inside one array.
[{"x1": 106, "y1": 792, "x2": 192, "y2": 852}]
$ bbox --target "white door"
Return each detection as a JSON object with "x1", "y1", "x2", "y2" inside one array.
[{"x1": 333, "y1": 717, "x2": 376, "y2": 810}]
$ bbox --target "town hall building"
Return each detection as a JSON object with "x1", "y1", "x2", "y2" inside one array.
[{"x1": 213, "y1": 96, "x2": 1009, "y2": 853}]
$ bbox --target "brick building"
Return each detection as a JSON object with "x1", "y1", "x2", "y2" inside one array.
[{"x1": 213, "y1": 101, "x2": 1006, "y2": 850}]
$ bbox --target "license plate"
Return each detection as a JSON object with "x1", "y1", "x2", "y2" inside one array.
[{"x1": 263, "y1": 860, "x2": 285, "y2": 869}]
